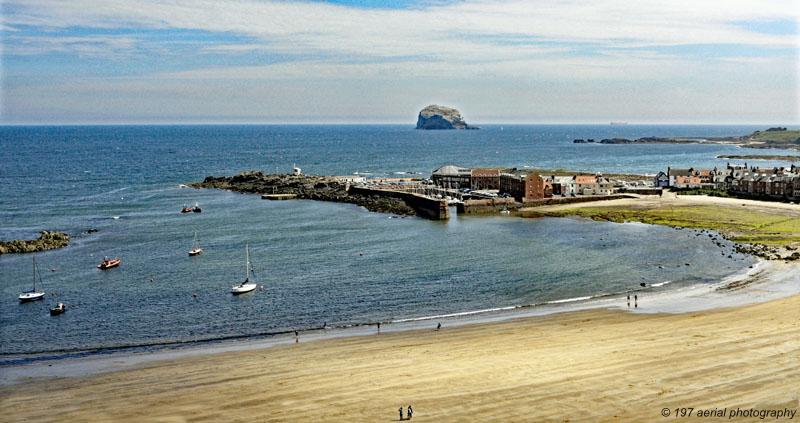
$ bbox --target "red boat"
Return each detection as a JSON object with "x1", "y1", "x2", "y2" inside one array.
[
  {"x1": 98, "y1": 257, "x2": 121, "y2": 270},
  {"x1": 181, "y1": 205, "x2": 192, "y2": 213}
]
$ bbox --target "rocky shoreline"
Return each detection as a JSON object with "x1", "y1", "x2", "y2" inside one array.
[
  {"x1": 0, "y1": 231, "x2": 71, "y2": 254},
  {"x1": 190, "y1": 171, "x2": 418, "y2": 216}
]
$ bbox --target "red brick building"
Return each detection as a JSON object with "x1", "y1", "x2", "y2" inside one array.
[
  {"x1": 470, "y1": 168, "x2": 499, "y2": 190},
  {"x1": 499, "y1": 172, "x2": 548, "y2": 202}
]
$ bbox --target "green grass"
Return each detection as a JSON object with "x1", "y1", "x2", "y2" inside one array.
[
  {"x1": 749, "y1": 129, "x2": 800, "y2": 143},
  {"x1": 535, "y1": 205, "x2": 800, "y2": 245}
]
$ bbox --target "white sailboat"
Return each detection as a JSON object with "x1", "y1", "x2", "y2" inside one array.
[
  {"x1": 19, "y1": 257, "x2": 46, "y2": 302},
  {"x1": 188, "y1": 231, "x2": 203, "y2": 256},
  {"x1": 231, "y1": 243, "x2": 257, "y2": 294}
]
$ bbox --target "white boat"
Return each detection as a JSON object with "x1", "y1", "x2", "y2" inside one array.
[
  {"x1": 19, "y1": 257, "x2": 46, "y2": 302},
  {"x1": 188, "y1": 231, "x2": 203, "y2": 256},
  {"x1": 231, "y1": 243, "x2": 257, "y2": 294}
]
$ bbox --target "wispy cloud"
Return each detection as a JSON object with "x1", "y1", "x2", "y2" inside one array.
[
  {"x1": 1, "y1": 0, "x2": 798, "y2": 123},
  {"x1": 4, "y1": 0, "x2": 798, "y2": 59}
]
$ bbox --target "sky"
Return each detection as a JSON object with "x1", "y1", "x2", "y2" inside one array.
[{"x1": 1, "y1": 0, "x2": 799, "y2": 124}]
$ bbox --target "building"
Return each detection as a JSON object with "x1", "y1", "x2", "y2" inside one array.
[
  {"x1": 499, "y1": 172, "x2": 549, "y2": 202},
  {"x1": 470, "y1": 168, "x2": 500, "y2": 190},
  {"x1": 654, "y1": 171, "x2": 669, "y2": 188},
  {"x1": 431, "y1": 165, "x2": 472, "y2": 189},
  {"x1": 674, "y1": 176, "x2": 702, "y2": 188},
  {"x1": 550, "y1": 176, "x2": 575, "y2": 195},
  {"x1": 667, "y1": 168, "x2": 693, "y2": 187}
]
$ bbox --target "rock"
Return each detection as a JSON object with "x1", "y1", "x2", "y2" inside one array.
[
  {"x1": 416, "y1": 105, "x2": 479, "y2": 130},
  {"x1": 189, "y1": 173, "x2": 419, "y2": 217},
  {"x1": 0, "y1": 231, "x2": 70, "y2": 254}
]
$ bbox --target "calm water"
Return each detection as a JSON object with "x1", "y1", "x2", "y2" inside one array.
[{"x1": 1, "y1": 124, "x2": 779, "y2": 363}]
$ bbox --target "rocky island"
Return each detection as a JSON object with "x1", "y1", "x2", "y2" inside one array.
[
  {"x1": 0, "y1": 231, "x2": 70, "y2": 254},
  {"x1": 416, "y1": 105, "x2": 479, "y2": 130},
  {"x1": 190, "y1": 171, "x2": 418, "y2": 216}
]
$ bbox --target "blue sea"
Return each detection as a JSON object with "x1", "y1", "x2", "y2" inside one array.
[{"x1": 1, "y1": 124, "x2": 793, "y2": 365}]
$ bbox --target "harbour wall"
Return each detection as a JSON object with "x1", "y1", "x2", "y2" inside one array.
[
  {"x1": 347, "y1": 186, "x2": 450, "y2": 220},
  {"x1": 459, "y1": 195, "x2": 632, "y2": 214}
]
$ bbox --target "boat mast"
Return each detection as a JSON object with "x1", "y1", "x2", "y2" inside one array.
[
  {"x1": 245, "y1": 242, "x2": 250, "y2": 280},
  {"x1": 32, "y1": 256, "x2": 35, "y2": 290}
]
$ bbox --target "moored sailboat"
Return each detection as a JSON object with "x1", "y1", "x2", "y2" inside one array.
[
  {"x1": 189, "y1": 231, "x2": 203, "y2": 256},
  {"x1": 19, "y1": 257, "x2": 46, "y2": 302},
  {"x1": 231, "y1": 243, "x2": 257, "y2": 294}
]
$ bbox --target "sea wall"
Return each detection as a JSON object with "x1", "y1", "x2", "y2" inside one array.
[
  {"x1": 458, "y1": 198, "x2": 517, "y2": 214},
  {"x1": 348, "y1": 186, "x2": 449, "y2": 220},
  {"x1": 616, "y1": 188, "x2": 663, "y2": 196},
  {"x1": 521, "y1": 195, "x2": 631, "y2": 208}
]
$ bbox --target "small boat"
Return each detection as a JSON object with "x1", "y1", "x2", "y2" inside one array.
[
  {"x1": 188, "y1": 231, "x2": 203, "y2": 256},
  {"x1": 50, "y1": 302, "x2": 66, "y2": 315},
  {"x1": 19, "y1": 257, "x2": 46, "y2": 302},
  {"x1": 231, "y1": 243, "x2": 258, "y2": 295},
  {"x1": 181, "y1": 205, "x2": 192, "y2": 213},
  {"x1": 500, "y1": 205, "x2": 510, "y2": 215},
  {"x1": 98, "y1": 256, "x2": 121, "y2": 270},
  {"x1": 192, "y1": 203, "x2": 202, "y2": 213}
]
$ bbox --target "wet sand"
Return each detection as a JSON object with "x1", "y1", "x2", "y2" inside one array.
[{"x1": 2, "y1": 271, "x2": 798, "y2": 422}]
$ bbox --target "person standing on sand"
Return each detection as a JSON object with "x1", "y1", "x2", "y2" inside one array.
[
  {"x1": 627, "y1": 295, "x2": 630, "y2": 308},
  {"x1": 399, "y1": 407, "x2": 403, "y2": 420},
  {"x1": 634, "y1": 295, "x2": 638, "y2": 308},
  {"x1": 436, "y1": 323, "x2": 441, "y2": 330},
  {"x1": 407, "y1": 405, "x2": 413, "y2": 419}
]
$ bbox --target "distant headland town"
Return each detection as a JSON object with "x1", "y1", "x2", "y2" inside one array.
[{"x1": 573, "y1": 127, "x2": 800, "y2": 151}]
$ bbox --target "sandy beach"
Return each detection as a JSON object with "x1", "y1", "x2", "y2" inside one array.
[
  {"x1": 525, "y1": 192, "x2": 800, "y2": 214},
  {"x1": 2, "y1": 263, "x2": 798, "y2": 422}
]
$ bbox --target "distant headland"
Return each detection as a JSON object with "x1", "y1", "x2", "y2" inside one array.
[
  {"x1": 416, "y1": 105, "x2": 479, "y2": 130},
  {"x1": 573, "y1": 128, "x2": 800, "y2": 151}
]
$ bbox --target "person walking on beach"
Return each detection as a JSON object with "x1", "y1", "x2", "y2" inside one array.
[
  {"x1": 407, "y1": 405, "x2": 413, "y2": 419},
  {"x1": 627, "y1": 295, "x2": 630, "y2": 308},
  {"x1": 436, "y1": 322, "x2": 441, "y2": 331},
  {"x1": 399, "y1": 407, "x2": 404, "y2": 420},
  {"x1": 634, "y1": 295, "x2": 638, "y2": 308},
  {"x1": 377, "y1": 322, "x2": 381, "y2": 333}
]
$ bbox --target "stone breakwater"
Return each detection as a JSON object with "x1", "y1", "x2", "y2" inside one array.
[
  {"x1": 190, "y1": 171, "x2": 418, "y2": 216},
  {"x1": 0, "y1": 231, "x2": 70, "y2": 254}
]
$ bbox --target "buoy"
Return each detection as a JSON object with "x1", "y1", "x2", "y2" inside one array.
[
  {"x1": 193, "y1": 293, "x2": 197, "y2": 297},
  {"x1": 51, "y1": 292, "x2": 55, "y2": 296},
  {"x1": 52, "y1": 268, "x2": 56, "y2": 272},
  {"x1": 260, "y1": 285, "x2": 264, "y2": 290},
  {"x1": 359, "y1": 252, "x2": 363, "y2": 256}
]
